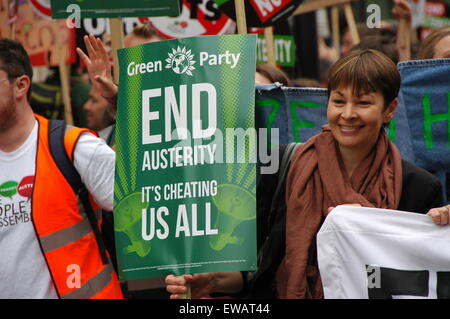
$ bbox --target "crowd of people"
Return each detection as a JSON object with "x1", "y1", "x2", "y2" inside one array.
[{"x1": 0, "y1": 0, "x2": 450, "y2": 299}]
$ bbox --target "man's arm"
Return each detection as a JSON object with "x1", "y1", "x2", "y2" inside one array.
[{"x1": 73, "y1": 132, "x2": 115, "y2": 211}]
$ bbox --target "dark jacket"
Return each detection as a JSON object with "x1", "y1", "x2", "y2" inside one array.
[
  {"x1": 398, "y1": 160, "x2": 443, "y2": 213},
  {"x1": 246, "y1": 148, "x2": 443, "y2": 299}
]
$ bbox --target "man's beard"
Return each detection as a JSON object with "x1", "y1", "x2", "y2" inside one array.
[{"x1": 0, "y1": 96, "x2": 18, "y2": 133}]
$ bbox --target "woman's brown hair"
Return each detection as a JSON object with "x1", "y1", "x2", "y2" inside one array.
[
  {"x1": 327, "y1": 49, "x2": 400, "y2": 107},
  {"x1": 256, "y1": 63, "x2": 293, "y2": 87},
  {"x1": 417, "y1": 26, "x2": 450, "y2": 59}
]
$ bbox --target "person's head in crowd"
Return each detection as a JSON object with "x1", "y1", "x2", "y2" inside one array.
[
  {"x1": 124, "y1": 22, "x2": 165, "y2": 48},
  {"x1": 340, "y1": 23, "x2": 383, "y2": 56},
  {"x1": 0, "y1": 38, "x2": 33, "y2": 132},
  {"x1": 350, "y1": 35, "x2": 399, "y2": 64},
  {"x1": 83, "y1": 85, "x2": 115, "y2": 132},
  {"x1": 255, "y1": 63, "x2": 292, "y2": 86},
  {"x1": 292, "y1": 77, "x2": 324, "y2": 88},
  {"x1": 0, "y1": 38, "x2": 33, "y2": 100},
  {"x1": 327, "y1": 49, "x2": 400, "y2": 140},
  {"x1": 417, "y1": 26, "x2": 450, "y2": 59}
]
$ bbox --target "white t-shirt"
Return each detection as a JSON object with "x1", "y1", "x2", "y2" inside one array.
[
  {"x1": 317, "y1": 206, "x2": 450, "y2": 299},
  {"x1": 0, "y1": 120, "x2": 115, "y2": 298}
]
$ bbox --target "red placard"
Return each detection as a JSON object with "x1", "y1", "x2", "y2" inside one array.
[{"x1": 249, "y1": 0, "x2": 293, "y2": 23}]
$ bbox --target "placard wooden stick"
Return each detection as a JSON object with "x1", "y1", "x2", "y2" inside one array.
[
  {"x1": 109, "y1": 18, "x2": 124, "y2": 84},
  {"x1": 343, "y1": 2, "x2": 359, "y2": 44},
  {"x1": 293, "y1": 0, "x2": 358, "y2": 16},
  {"x1": 234, "y1": 0, "x2": 247, "y2": 34},
  {"x1": 53, "y1": 21, "x2": 74, "y2": 125},
  {"x1": 264, "y1": 26, "x2": 276, "y2": 66}
]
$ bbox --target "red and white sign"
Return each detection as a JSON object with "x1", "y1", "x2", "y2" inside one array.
[
  {"x1": 144, "y1": 0, "x2": 235, "y2": 39},
  {"x1": 249, "y1": 0, "x2": 293, "y2": 24},
  {"x1": 425, "y1": 1, "x2": 446, "y2": 17},
  {"x1": 28, "y1": 0, "x2": 52, "y2": 20}
]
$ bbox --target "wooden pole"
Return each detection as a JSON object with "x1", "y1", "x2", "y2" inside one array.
[
  {"x1": 6, "y1": 0, "x2": 15, "y2": 40},
  {"x1": 331, "y1": 5, "x2": 340, "y2": 56},
  {"x1": 397, "y1": 18, "x2": 411, "y2": 61},
  {"x1": 53, "y1": 21, "x2": 74, "y2": 125},
  {"x1": 179, "y1": 280, "x2": 191, "y2": 299},
  {"x1": 234, "y1": 0, "x2": 247, "y2": 34},
  {"x1": 109, "y1": 18, "x2": 124, "y2": 84},
  {"x1": 343, "y1": 2, "x2": 359, "y2": 45},
  {"x1": 10, "y1": 23, "x2": 15, "y2": 40},
  {"x1": 293, "y1": 0, "x2": 357, "y2": 16},
  {"x1": 264, "y1": 26, "x2": 276, "y2": 66}
]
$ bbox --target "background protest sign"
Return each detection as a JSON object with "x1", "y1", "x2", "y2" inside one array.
[
  {"x1": 255, "y1": 84, "x2": 415, "y2": 163},
  {"x1": 0, "y1": 0, "x2": 75, "y2": 66},
  {"x1": 256, "y1": 34, "x2": 295, "y2": 67},
  {"x1": 214, "y1": 0, "x2": 302, "y2": 27},
  {"x1": 114, "y1": 34, "x2": 258, "y2": 281},
  {"x1": 318, "y1": 206, "x2": 450, "y2": 299},
  {"x1": 145, "y1": 0, "x2": 236, "y2": 39},
  {"x1": 398, "y1": 59, "x2": 450, "y2": 203},
  {"x1": 50, "y1": 0, "x2": 180, "y2": 19}
]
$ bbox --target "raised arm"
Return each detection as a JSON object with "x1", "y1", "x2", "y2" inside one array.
[
  {"x1": 76, "y1": 34, "x2": 118, "y2": 106},
  {"x1": 392, "y1": 0, "x2": 412, "y2": 61}
]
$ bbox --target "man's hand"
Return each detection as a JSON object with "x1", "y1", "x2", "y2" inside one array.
[{"x1": 76, "y1": 34, "x2": 118, "y2": 99}]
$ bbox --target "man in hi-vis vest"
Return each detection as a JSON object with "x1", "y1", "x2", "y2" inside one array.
[{"x1": 0, "y1": 38, "x2": 123, "y2": 299}]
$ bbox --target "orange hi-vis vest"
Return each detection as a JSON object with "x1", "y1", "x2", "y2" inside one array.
[{"x1": 31, "y1": 114, "x2": 123, "y2": 299}]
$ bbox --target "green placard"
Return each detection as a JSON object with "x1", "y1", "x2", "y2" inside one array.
[
  {"x1": 114, "y1": 34, "x2": 258, "y2": 280},
  {"x1": 423, "y1": 15, "x2": 450, "y2": 28},
  {"x1": 50, "y1": 0, "x2": 180, "y2": 19},
  {"x1": 256, "y1": 34, "x2": 296, "y2": 67}
]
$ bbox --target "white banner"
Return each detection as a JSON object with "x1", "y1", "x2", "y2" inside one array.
[{"x1": 318, "y1": 206, "x2": 450, "y2": 299}]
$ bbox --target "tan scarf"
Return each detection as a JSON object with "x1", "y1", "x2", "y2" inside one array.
[{"x1": 276, "y1": 126, "x2": 403, "y2": 299}]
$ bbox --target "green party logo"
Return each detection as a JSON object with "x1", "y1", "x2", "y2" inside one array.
[
  {"x1": 0, "y1": 181, "x2": 18, "y2": 198},
  {"x1": 165, "y1": 46, "x2": 196, "y2": 76},
  {"x1": 115, "y1": 192, "x2": 152, "y2": 257}
]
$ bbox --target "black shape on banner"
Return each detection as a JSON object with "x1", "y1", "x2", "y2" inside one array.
[
  {"x1": 214, "y1": 0, "x2": 302, "y2": 27},
  {"x1": 367, "y1": 266, "x2": 430, "y2": 299}
]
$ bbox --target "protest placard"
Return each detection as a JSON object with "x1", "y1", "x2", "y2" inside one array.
[
  {"x1": 215, "y1": 0, "x2": 302, "y2": 27},
  {"x1": 0, "y1": 1, "x2": 75, "y2": 66},
  {"x1": 50, "y1": 0, "x2": 180, "y2": 19},
  {"x1": 398, "y1": 59, "x2": 450, "y2": 203},
  {"x1": 114, "y1": 34, "x2": 258, "y2": 280},
  {"x1": 145, "y1": 0, "x2": 236, "y2": 39}
]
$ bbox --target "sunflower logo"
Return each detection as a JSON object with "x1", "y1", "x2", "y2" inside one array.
[{"x1": 165, "y1": 46, "x2": 196, "y2": 76}]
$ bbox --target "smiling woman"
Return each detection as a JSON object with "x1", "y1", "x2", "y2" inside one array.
[
  {"x1": 276, "y1": 49, "x2": 443, "y2": 299},
  {"x1": 326, "y1": 49, "x2": 399, "y2": 177}
]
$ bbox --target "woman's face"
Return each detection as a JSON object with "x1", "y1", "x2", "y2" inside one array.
[
  {"x1": 327, "y1": 87, "x2": 397, "y2": 152},
  {"x1": 433, "y1": 35, "x2": 450, "y2": 59}
]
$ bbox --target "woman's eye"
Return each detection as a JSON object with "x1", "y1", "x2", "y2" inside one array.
[
  {"x1": 358, "y1": 101, "x2": 371, "y2": 105},
  {"x1": 333, "y1": 99, "x2": 344, "y2": 105}
]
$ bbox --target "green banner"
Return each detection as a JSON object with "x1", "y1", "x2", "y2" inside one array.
[
  {"x1": 256, "y1": 34, "x2": 295, "y2": 67},
  {"x1": 423, "y1": 15, "x2": 450, "y2": 28},
  {"x1": 114, "y1": 34, "x2": 258, "y2": 281},
  {"x1": 50, "y1": 0, "x2": 180, "y2": 19}
]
